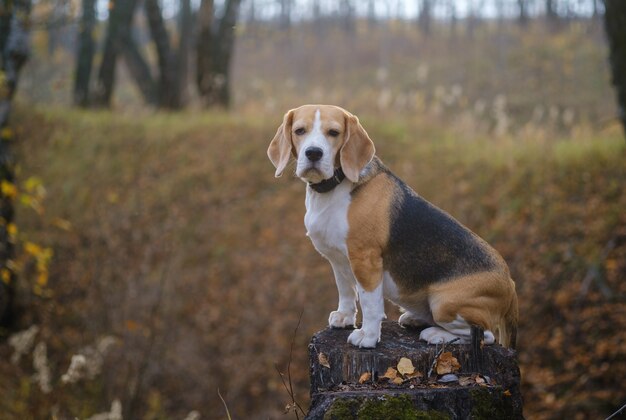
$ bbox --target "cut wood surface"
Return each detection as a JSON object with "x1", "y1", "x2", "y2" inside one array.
[{"x1": 307, "y1": 321, "x2": 523, "y2": 419}]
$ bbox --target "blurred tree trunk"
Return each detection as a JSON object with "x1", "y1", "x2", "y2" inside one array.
[
  {"x1": 196, "y1": 0, "x2": 242, "y2": 108},
  {"x1": 174, "y1": 0, "x2": 192, "y2": 107},
  {"x1": 603, "y1": 0, "x2": 626, "y2": 137},
  {"x1": 93, "y1": 0, "x2": 139, "y2": 108},
  {"x1": 73, "y1": 0, "x2": 96, "y2": 107},
  {"x1": 278, "y1": 0, "x2": 291, "y2": 30},
  {"x1": 145, "y1": 0, "x2": 174, "y2": 108},
  {"x1": 546, "y1": 0, "x2": 559, "y2": 24},
  {"x1": 449, "y1": 0, "x2": 457, "y2": 38},
  {"x1": 495, "y1": 0, "x2": 505, "y2": 31},
  {"x1": 340, "y1": 0, "x2": 355, "y2": 33},
  {"x1": 247, "y1": 0, "x2": 257, "y2": 31},
  {"x1": 0, "y1": 0, "x2": 31, "y2": 326},
  {"x1": 466, "y1": 0, "x2": 485, "y2": 39},
  {"x1": 367, "y1": 0, "x2": 376, "y2": 28},
  {"x1": 417, "y1": 0, "x2": 432, "y2": 36},
  {"x1": 518, "y1": 0, "x2": 529, "y2": 25},
  {"x1": 312, "y1": 0, "x2": 323, "y2": 34},
  {"x1": 47, "y1": 10, "x2": 58, "y2": 56},
  {"x1": 120, "y1": 37, "x2": 157, "y2": 106}
]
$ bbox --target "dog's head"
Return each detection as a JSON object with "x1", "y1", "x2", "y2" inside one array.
[{"x1": 267, "y1": 105, "x2": 375, "y2": 184}]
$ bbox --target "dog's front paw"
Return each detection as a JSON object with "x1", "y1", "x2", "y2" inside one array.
[
  {"x1": 329, "y1": 310, "x2": 356, "y2": 328},
  {"x1": 419, "y1": 327, "x2": 467, "y2": 344},
  {"x1": 347, "y1": 328, "x2": 379, "y2": 348}
]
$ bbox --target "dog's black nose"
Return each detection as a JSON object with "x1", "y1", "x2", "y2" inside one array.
[{"x1": 305, "y1": 147, "x2": 323, "y2": 162}]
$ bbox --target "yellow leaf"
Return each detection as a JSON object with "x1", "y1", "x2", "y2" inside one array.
[
  {"x1": 397, "y1": 357, "x2": 415, "y2": 375},
  {"x1": 19, "y1": 195, "x2": 31, "y2": 207},
  {"x1": 358, "y1": 372, "x2": 371, "y2": 384},
  {"x1": 503, "y1": 389, "x2": 512, "y2": 397},
  {"x1": 36, "y1": 271, "x2": 48, "y2": 286},
  {"x1": 1, "y1": 268, "x2": 10, "y2": 284},
  {"x1": 24, "y1": 176, "x2": 43, "y2": 193},
  {"x1": 1, "y1": 180, "x2": 17, "y2": 199},
  {"x1": 7, "y1": 223, "x2": 17, "y2": 238},
  {"x1": 1, "y1": 127, "x2": 13, "y2": 139},
  {"x1": 392, "y1": 377, "x2": 404, "y2": 385},
  {"x1": 318, "y1": 353, "x2": 330, "y2": 369},
  {"x1": 381, "y1": 367, "x2": 398, "y2": 381},
  {"x1": 24, "y1": 241, "x2": 42, "y2": 256},
  {"x1": 406, "y1": 370, "x2": 424, "y2": 379},
  {"x1": 436, "y1": 352, "x2": 461, "y2": 375}
]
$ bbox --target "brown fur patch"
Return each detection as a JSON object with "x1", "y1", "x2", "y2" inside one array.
[
  {"x1": 425, "y1": 271, "x2": 518, "y2": 346},
  {"x1": 347, "y1": 172, "x2": 396, "y2": 291}
]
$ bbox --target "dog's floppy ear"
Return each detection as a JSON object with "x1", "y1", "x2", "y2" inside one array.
[
  {"x1": 340, "y1": 112, "x2": 375, "y2": 183},
  {"x1": 267, "y1": 109, "x2": 295, "y2": 177}
]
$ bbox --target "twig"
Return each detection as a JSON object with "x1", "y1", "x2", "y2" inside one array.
[
  {"x1": 275, "y1": 309, "x2": 306, "y2": 418},
  {"x1": 605, "y1": 401, "x2": 626, "y2": 420},
  {"x1": 427, "y1": 337, "x2": 460, "y2": 378},
  {"x1": 217, "y1": 388, "x2": 232, "y2": 420}
]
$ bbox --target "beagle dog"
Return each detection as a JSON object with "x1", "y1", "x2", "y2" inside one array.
[{"x1": 267, "y1": 104, "x2": 518, "y2": 348}]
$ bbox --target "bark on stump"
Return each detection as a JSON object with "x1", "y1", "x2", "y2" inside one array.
[{"x1": 307, "y1": 321, "x2": 523, "y2": 419}]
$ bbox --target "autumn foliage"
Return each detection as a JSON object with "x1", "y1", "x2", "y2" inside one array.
[
  {"x1": 0, "y1": 104, "x2": 622, "y2": 419},
  {"x1": 0, "y1": 13, "x2": 624, "y2": 420}
]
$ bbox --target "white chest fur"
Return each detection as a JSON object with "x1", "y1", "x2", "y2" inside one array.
[{"x1": 304, "y1": 181, "x2": 352, "y2": 260}]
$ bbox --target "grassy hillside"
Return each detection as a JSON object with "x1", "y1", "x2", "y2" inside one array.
[{"x1": 0, "y1": 106, "x2": 624, "y2": 419}]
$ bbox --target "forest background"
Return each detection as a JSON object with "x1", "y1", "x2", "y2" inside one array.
[{"x1": 0, "y1": 0, "x2": 625, "y2": 419}]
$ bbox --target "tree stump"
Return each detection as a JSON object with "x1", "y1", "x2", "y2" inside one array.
[{"x1": 307, "y1": 321, "x2": 523, "y2": 419}]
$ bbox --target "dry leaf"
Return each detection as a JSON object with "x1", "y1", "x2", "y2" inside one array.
[
  {"x1": 503, "y1": 389, "x2": 512, "y2": 397},
  {"x1": 397, "y1": 357, "x2": 415, "y2": 375},
  {"x1": 435, "y1": 352, "x2": 461, "y2": 375},
  {"x1": 406, "y1": 370, "x2": 424, "y2": 379},
  {"x1": 318, "y1": 353, "x2": 330, "y2": 369},
  {"x1": 475, "y1": 375, "x2": 486, "y2": 384},
  {"x1": 359, "y1": 372, "x2": 372, "y2": 384},
  {"x1": 381, "y1": 367, "x2": 398, "y2": 380},
  {"x1": 392, "y1": 377, "x2": 404, "y2": 385},
  {"x1": 459, "y1": 376, "x2": 474, "y2": 386}
]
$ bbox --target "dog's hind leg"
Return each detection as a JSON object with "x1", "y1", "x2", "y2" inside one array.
[{"x1": 422, "y1": 302, "x2": 495, "y2": 345}]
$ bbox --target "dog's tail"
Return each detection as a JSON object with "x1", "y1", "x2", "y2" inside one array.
[{"x1": 498, "y1": 278, "x2": 519, "y2": 349}]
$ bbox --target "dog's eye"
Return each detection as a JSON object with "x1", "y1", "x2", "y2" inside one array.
[
  {"x1": 294, "y1": 128, "x2": 306, "y2": 136},
  {"x1": 328, "y1": 129, "x2": 340, "y2": 137}
]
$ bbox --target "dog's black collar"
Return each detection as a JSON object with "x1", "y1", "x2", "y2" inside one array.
[{"x1": 308, "y1": 167, "x2": 346, "y2": 193}]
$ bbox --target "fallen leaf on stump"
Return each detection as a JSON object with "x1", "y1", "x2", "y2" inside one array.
[
  {"x1": 406, "y1": 370, "x2": 424, "y2": 379},
  {"x1": 397, "y1": 357, "x2": 415, "y2": 375},
  {"x1": 318, "y1": 352, "x2": 330, "y2": 369},
  {"x1": 459, "y1": 376, "x2": 474, "y2": 386},
  {"x1": 435, "y1": 352, "x2": 461, "y2": 375},
  {"x1": 381, "y1": 367, "x2": 398, "y2": 381},
  {"x1": 359, "y1": 372, "x2": 372, "y2": 384}
]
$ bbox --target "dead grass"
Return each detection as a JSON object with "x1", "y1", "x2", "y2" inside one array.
[{"x1": 0, "y1": 105, "x2": 624, "y2": 419}]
